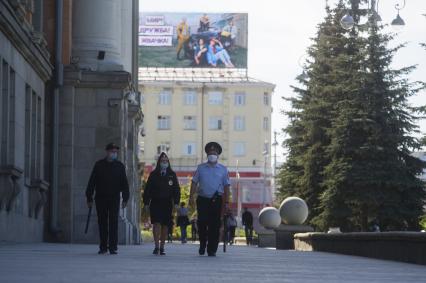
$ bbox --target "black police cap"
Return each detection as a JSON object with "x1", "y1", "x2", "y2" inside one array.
[
  {"x1": 204, "y1": 142, "x2": 222, "y2": 155},
  {"x1": 105, "y1": 143, "x2": 120, "y2": 150}
]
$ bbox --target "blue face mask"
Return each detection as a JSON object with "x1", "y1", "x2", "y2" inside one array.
[
  {"x1": 160, "y1": 162, "x2": 169, "y2": 169},
  {"x1": 109, "y1": 152, "x2": 118, "y2": 161}
]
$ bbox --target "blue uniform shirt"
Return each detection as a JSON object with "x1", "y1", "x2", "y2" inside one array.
[{"x1": 192, "y1": 162, "x2": 230, "y2": 198}]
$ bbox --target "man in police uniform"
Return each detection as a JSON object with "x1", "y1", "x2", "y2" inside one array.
[
  {"x1": 189, "y1": 142, "x2": 230, "y2": 256},
  {"x1": 86, "y1": 143, "x2": 129, "y2": 255}
]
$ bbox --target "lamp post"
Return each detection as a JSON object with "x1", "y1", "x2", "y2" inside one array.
[{"x1": 340, "y1": 0, "x2": 406, "y2": 30}]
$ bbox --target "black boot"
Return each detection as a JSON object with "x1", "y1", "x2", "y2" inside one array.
[{"x1": 153, "y1": 247, "x2": 159, "y2": 255}]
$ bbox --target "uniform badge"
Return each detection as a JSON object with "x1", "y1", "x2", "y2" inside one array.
[{"x1": 168, "y1": 180, "x2": 173, "y2": 186}]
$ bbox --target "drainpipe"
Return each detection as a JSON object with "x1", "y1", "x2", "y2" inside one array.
[{"x1": 50, "y1": 0, "x2": 63, "y2": 235}]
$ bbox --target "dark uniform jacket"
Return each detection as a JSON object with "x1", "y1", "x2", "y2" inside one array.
[
  {"x1": 242, "y1": 211, "x2": 254, "y2": 227},
  {"x1": 86, "y1": 158, "x2": 130, "y2": 202},
  {"x1": 143, "y1": 170, "x2": 180, "y2": 205}
]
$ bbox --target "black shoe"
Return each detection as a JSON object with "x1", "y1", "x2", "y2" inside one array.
[
  {"x1": 109, "y1": 250, "x2": 117, "y2": 255},
  {"x1": 98, "y1": 249, "x2": 107, "y2": 255},
  {"x1": 153, "y1": 247, "x2": 159, "y2": 255},
  {"x1": 199, "y1": 242, "x2": 206, "y2": 255},
  {"x1": 159, "y1": 248, "x2": 166, "y2": 255},
  {"x1": 207, "y1": 252, "x2": 216, "y2": 257}
]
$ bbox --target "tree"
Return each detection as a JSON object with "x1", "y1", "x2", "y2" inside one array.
[
  {"x1": 279, "y1": 0, "x2": 426, "y2": 232},
  {"x1": 278, "y1": 1, "x2": 357, "y2": 225}
]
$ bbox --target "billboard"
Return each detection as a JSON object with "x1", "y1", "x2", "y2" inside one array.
[{"x1": 139, "y1": 12, "x2": 248, "y2": 68}]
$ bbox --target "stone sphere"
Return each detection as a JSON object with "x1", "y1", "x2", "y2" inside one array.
[
  {"x1": 279, "y1": 197, "x2": 309, "y2": 225},
  {"x1": 258, "y1": 207, "x2": 281, "y2": 229}
]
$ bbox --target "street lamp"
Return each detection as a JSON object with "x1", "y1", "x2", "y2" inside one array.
[
  {"x1": 296, "y1": 54, "x2": 309, "y2": 81},
  {"x1": 391, "y1": 0, "x2": 406, "y2": 31},
  {"x1": 340, "y1": 13, "x2": 355, "y2": 30},
  {"x1": 339, "y1": 0, "x2": 406, "y2": 30}
]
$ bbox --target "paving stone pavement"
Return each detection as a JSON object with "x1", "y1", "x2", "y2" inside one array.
[{"x1": 0, "y1": 242, "x2": 425, "y2": 283}]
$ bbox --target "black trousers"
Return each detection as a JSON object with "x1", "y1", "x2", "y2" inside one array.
[
  {"x1": 197, "y1": 196, "x2": 222, "y2": 254},
  {"x1": 95, "y1": 197, "x2": 120, "y2": 251},
  {"x1": 245, "y1": 225, "x2": 253, "y2": 245}
]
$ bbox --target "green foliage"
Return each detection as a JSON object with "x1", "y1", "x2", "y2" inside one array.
[
  {"x1": 420, "y1": 215, "x2": 426, "y2": 230},
  {"x1": 278, "y1": 0, "x2": 426, "y2": 232}
]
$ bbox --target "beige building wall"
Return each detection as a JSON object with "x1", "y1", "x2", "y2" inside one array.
[{"x1": 139, "y1": 80, "x2": 275, "y2": 174}]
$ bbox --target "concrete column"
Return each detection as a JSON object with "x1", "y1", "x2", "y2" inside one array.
[
  {"x1": 72, "y1": 0, "x2": 123, "y2": 71},
  {"x1": 121, "y1": 0, "x2": 132, "y2": 73}
]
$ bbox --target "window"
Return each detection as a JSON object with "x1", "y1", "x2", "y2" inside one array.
[
  {"x1": 184, "y1": 116, "x2": 196, "y2": 130},
  {"x1": 209, "y1": 116, "x2": 222, "y2": 130},
  {"x1": 1, "y1": 61, "x2": 16, "y2": 166},
  {"x1": 183, "y1": 142, "x2": 196, "y2": 156},
  {"x1": 234, "y1": 92, "x2": 246, "y2": 106},
  {"x1": 184, "y1": 90, "x2": 197, "y2": 105},
  {"x1": 157, "y1": 115, "x2": 171, "y2": 130},
  {"x1": 158, "y1": 89, "x2": 171, "y2": 105},
  {"x1": 234, "y1": 142, "x2": 246, "y2": 156},
  {"x1": 263, "y1": 117, "x2": 269, "y2": 130},
  {"x1": 24, "y1": 85, "x2": 42, "y2": 184},
  {"x1": 208, "y1": 91, "x2": 223, "y2": 105},
  {"x1": 263, "y1": 92, "x2": 269, "y2": 106},
  {"x1": 234, "y1": 116, "x2": 245, "y2": 131}
]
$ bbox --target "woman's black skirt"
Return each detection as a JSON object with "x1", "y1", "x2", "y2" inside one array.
[{"x1": 149, "y1": 197, "x2": 173, "y2": 225}]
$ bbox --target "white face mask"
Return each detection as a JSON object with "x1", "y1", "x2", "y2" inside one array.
[{"x1": 207, "y1": 154, "x2": 218, "y2": 163}]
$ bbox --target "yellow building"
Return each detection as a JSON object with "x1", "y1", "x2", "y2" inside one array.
[{"x1": 139, "y1": 68, "x2": 275, "y2": 228}]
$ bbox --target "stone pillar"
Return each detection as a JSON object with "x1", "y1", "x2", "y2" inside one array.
[
  {"x1": 57, "y1": 68, "x2": 141, "y2": 244},
  {"x1": 72, "y1": 0, "x2": 123, "y2": 71},
  {"x1": 120, "y1": 0, "x2": 133, "y2": 73}
]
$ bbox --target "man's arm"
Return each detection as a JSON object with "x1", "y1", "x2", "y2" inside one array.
[
  {"x1": 189, "y1": 181, "x2": 197, "y2": 208},
  {"x1": 85, "y1": 163, "x2": 97, "y2": 207},
  {"x1": 121, "y1": 164, "x2": 130, "y2": 207}
]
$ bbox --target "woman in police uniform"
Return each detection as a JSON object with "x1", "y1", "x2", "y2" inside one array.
[{"x1": 143, "y1": 152, "x2": 180, "y2": 255}]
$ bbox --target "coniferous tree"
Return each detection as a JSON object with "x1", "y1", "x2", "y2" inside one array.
[
  {"x1": 278, "y1": 2, "x2": 350, "y2": 224},
  {"x1": 279, "y1": 0, "x2": 425, "y2": 231}
]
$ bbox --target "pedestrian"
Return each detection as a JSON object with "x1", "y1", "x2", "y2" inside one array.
[
  {"x1": 167, "y1": 220, "x2": 174, "y2": 243},
  {"x1": 86, "y1": 142, "x2": 129, "y2": 255},
  {"x1": 190, "y1": 215, "x2": 198, "y2": 242},
  {"x1": 226, "y1": 211, "x2": 237, "y2": 245},
  {"x1": 242, "y1": 207, "x2": 254, "y2": 245},
  {"x1": 143, "y1": 152, "x2": 181, "y2": 255},
  {"x1": 176, "y1": 202, "x2": 190, "y2": 243},
  {"x1": 189, "y1": 142, "x2": 230, "y2": 257}
]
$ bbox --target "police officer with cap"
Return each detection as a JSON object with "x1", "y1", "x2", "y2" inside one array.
[
  {"x1": 86, "y1": 142, "x2": 130, "y2": 255},
  {"x1": 189, "y1": 142, "x2": 230, "y2": 256}
]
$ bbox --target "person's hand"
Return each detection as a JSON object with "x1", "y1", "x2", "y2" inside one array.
[
  {"x1": 87, "y1": 201, "x2": 93, "y2": 208},
  {"x1": 121, "y1": 201, "x2": 127, "y2": 209}
]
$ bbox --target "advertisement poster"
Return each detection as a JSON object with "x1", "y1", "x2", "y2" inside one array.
[{"x1": 139, "y1": 12, "x2": 248, "y2": 68}]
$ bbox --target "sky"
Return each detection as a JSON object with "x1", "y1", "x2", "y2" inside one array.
[{"x1": 139, "y1": 0, "x2": 426, "y2": 163}]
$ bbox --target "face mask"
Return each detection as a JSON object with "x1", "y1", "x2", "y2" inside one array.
[
  {"x1": 207, "y1": 154, "x2": 218, "y2": 163},
  {"x1": 109, "y1": 152, "x2": 118, "y2": 161},
  {"x1": 160, "y1": 162, "x2": 169, "y2": 169}
]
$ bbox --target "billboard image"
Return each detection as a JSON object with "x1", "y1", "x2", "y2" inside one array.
[{"x1": 139, "y1": 12, "x2": 248, "y2": 68}]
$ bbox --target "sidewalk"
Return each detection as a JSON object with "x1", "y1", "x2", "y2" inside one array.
[{"x1": 0, "y1": 242, "x2": 425, "y2": 282}]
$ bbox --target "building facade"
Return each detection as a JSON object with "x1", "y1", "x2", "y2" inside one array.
[
  {"x1": 139, "y1": 70, "x2": 275, "y2": 230},
  {"x1": 0, "y1": 0, "x2": 142, "y2": 244}
]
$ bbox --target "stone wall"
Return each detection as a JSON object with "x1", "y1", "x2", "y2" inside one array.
[
  {"x1": 294, "y1": 232, "x2": 426, "y2": 265},
  {"x1": 55, "y1": 68, "x2": 142, "y2": 244},
  {"x1": 0, "y1": 0, "x2": 52, "y2": 242}
]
